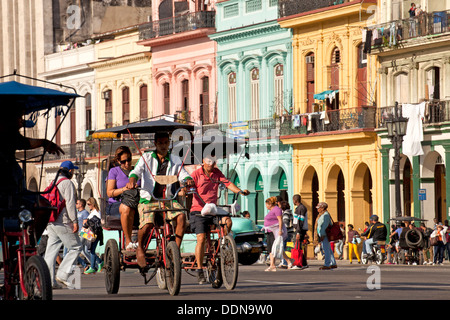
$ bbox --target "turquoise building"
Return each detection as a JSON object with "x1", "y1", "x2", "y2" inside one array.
[{"x1": 208, "y1": 0, "x2": 294, "y2": 224}]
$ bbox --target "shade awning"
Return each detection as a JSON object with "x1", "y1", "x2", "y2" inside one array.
[
  {"x1": 313, "y1": 89, "x2": 339, "y2": 101},
  {"x1": 0, "y1": 81, "x2": 80, "y2": 114}
]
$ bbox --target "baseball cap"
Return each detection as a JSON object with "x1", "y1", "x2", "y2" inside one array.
[
  {"x1": 60, "y1": 160, "x2": 78, "y2": 170},
  {"x1": 370, "y1": 214, "x2": 379, "y2": 221}
]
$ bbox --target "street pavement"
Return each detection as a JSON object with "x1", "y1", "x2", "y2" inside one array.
[{"x1": 51, "y1": 258, "x2": 450, "y2": 301}]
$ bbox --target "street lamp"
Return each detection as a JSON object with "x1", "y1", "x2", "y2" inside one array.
[
  {"x1": 385, "y1": 102, "x2": 408, "y2": 219},
  {"x1": 74, "y1": 144, "x2": 88, "y2": 200}
]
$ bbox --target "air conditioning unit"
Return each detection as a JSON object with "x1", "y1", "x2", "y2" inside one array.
[{"x1": 306, "y1": 56, "x2": 315, "y2": 64}]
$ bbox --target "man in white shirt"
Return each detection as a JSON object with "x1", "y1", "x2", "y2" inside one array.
[{"x1": 44, "y1": 161, "x2": 81, "y2": 288}]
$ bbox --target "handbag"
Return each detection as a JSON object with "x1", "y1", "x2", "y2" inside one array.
[
  {"x1": 430, "y1": 236, "x2": 438, "y2": 246},
  {"x1": 271, "y1": 235, "x2": 284, "y2": 259},
  {"x1": 291, "y1": 240, "x2": 303, "y2": 267},
  {"x1": 325, "y1": 215, "x2": 343, "y2": 242},
  {"x1": 79, "y1": 227, "x2": 97, "y2": 242}
]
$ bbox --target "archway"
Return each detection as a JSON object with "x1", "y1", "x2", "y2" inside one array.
[
  {"x1": 300, "y1": 166, "x2": 319, "y2": 237},
  {"x1": 352, "y1": 162, "x2": 373, "y2": 229},
  {"x1": 325, "y1": 164, "x2": 345, "y2": 223}
]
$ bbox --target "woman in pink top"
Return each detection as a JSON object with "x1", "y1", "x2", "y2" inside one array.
[{"x1": 264, "y1": 196, "x2": 289, "y2": 271}]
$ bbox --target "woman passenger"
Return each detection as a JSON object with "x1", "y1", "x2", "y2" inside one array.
[{"x1": 106, "y1": 146, "x2": 137, "y2": 250}]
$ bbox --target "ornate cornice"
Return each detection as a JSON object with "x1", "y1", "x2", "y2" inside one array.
[{"x1": 212, "y1": 24, "x2": 283, "y2": 44}]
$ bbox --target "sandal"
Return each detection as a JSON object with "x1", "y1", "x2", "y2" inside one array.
[{"x1": 265, "y1": 266, "x2": 277, "y2": 272}]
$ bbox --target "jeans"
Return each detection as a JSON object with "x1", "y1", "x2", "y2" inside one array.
[
  {"x1": 44, "y1": 223, "x2": 81, "y2": 284},
  {"x1": 363, "y1": 238, "x2": 376, "y2": 255},
  {"x1": 89, "y1": 238, "x2": 103, "y2": 270},
  {"x1": 321, "y1": 236, "x2": 336, "y2": 267},
  {"x1": 434, "y1": 241, "x2": 445, "y2": 264}
]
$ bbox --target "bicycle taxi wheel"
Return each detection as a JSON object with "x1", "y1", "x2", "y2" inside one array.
[
  {"x1": 220, "y1": 234, "x2": 239, "y2": 290},
  {"x1": 104, "y1": 238, "x2": 121, "y2": 294},
  {"x1": 24, "y1": 255, "x2": 52, "y2": 300}
]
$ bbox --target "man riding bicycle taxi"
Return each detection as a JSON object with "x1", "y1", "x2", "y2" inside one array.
[
  {"x1": 189, "y1": 154, "x2": 249, "y2": 284},
  {"x1": 126, "y1": 131, "x2": 193, "y2": 269}
]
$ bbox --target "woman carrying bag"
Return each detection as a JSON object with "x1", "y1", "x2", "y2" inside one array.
[
  {"x1": 263, "y1": 197, "x2": 290, "y2": 271},
  {"x1": 83, "y1": 197, "x2": 104, "y2": 274}
]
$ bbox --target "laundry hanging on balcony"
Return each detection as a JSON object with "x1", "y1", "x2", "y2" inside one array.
[
  {"x1": 401, "y1": 102, "x2": 426, "y2": 157},
  {"x1": 314, "y1": 90, "x2": 339, "y2": 103}
]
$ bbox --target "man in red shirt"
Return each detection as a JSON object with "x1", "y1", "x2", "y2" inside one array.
[{"x1": 190, "y1": 155, "x2": 249, "y2": 284}]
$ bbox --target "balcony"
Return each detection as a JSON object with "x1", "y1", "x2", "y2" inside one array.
[
  {"x1": 278, "y1": 0, "x2": 348, "y2": 19},
  {"x1": 368, "y1": 10, "x2": 450, "y2": 53},
  {"x1": 138, "y1": 11, "x2": 215, "y2": 40},
  {"x1": 376, "y1": 100, "x2": 450, "y2": 131},
  {"x1": 280, "y1": 106, "x2": 377, "y2": 137}
]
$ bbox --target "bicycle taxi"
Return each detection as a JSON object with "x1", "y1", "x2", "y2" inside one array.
[
  {"x1": 93, "y1": 118, "x2": 195, "y2": 296},
  {"x1": 93, "y1": 123, "x2": 243, "y2": 294},
  {"x1": 0, "y1": 75, "x2": 80, "y2": 300}
]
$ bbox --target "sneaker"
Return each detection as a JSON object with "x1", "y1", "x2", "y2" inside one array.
[
  {"x1": 97, "y1": 261, "x2": 104, "y2": 272},
  {"x1": 290, "y1": 265, "x2": 302, "y2": 270},
  {"x1": 277, "y1": 263, "x2": 288, "y2": 269},
  {"x1": 197, "y1": 271, "x2": 207, "y2": 285},
  {"x1": 55, "y1": 276, "x2": 71, "y2": 288},
  {"x1": 84, "y1": 267, "x2": 96, "y2": 274}
]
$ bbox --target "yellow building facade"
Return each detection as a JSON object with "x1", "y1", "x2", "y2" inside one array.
[
  {"x1": 89, "y1": 26, "x2": 152, "y2": 130},
  {"x1": 278, "y1": 1, "x2": 382, "y2": 237}
]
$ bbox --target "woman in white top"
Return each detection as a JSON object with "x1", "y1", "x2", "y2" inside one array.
[{"x1": 84, "y1": 197, "x2": 104, "y2": 274}]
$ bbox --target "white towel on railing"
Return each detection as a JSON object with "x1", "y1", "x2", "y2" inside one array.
[{"x1": 402, "y1": 102, "x2": 425, "y2": 156}]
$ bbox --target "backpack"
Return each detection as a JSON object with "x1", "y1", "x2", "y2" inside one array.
[{"x1": 42, "y1": 177, "x2": 68, "y2": 222}]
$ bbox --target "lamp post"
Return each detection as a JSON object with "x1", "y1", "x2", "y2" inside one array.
[
  {"x1": 74, "y1": 143, "x2": 88, "y2": 200},
  {"x1": 385, "y1": 102, "x2": 408, "y2": 218}
]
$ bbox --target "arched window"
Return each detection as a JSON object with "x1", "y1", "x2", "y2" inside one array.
[
  {"x1": 330, "y1": 47, "x2": 340, "y2": 91},
  {"x1": 163, "y1": 83, "x2": 170, "y2": 114},
  {"x1": 140, "y1": 84, "x2": 148, "y2": 120},
  {"x1": 305, "y1": 54, "x2": 315, "y2": 113},
  {"x1": 228, "y1": 72, "x2": 237, "y2": 122},
  {"x1": 200, "y1": 76, "x2": 210, "y2": 124},
  {"x1": 250, "y1": 68, "x2": 260, "y2": 120},
  {"x1": 274, "y1": 64, "x2": 284, "y2": 115},
  {"x1": 394, "y1": 72, "x2": 409, "y2": 104},
  {"x1": 122, "y1": 86, "x2": 130, "y2": 125}
]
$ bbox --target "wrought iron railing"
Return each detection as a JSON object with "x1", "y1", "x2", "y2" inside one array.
[
  {"x1": 368, "y1": 10, "x2": 450, "y2": 50},
  {"x1": 280, "y1": 106, "x2": 377, "y2": 136},
  {"x1": 278, "y1": 0, "x2": 347, "y2": 18},
  {"x1": 139, "y1": 11, "x2": 215, "y2": 40},
  {"x1": 376, "y1": 100, "x2": 450, "y2": 129}
]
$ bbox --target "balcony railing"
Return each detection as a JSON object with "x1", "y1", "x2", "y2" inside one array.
[
  {"x1": 376, "y1": 100, "x2": 450, "y2": 130},
  {"x1": 280, "y1": 106, "x2": 377, "y2": 136},
  {"x1": 368, "y1": 10, "x2": 450, "y2": 51},
  {"x1": 278, "y1": 0, "x2": 348, "y2": 18},
  {"x1": 139, "y1": 11, "x2": 215, "y2": 40}
]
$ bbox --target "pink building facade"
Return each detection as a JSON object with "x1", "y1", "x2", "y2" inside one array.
[{"x1": 138, "y1": 0, "x2": 217, "y2": 124}]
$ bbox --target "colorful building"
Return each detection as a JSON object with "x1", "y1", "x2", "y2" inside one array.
[
  {"x1": 368, "y1": 0, "x2": 450, "y2": 225},
  {"x1": 208, "y1": 0, "x2": 294, "y2": 224},
  {"x1": 137, "y1": 0, "x2": 217, "y2": 124},
  {"x1": 278, "y1": 0, "x2": 381, "y2": 237}
]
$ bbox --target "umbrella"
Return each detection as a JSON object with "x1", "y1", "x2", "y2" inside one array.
[
  {"x1": 0, "y1": 81, "x2": 80, "y2": 114},
  {"x1": 93, "y1": 118, "x2": 195, "y2": 135},
  {"x1": 172, "y1": 134, "x2": 245, "y2": 165}
]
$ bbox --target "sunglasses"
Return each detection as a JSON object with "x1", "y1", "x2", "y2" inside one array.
[
  {"x1": 120, "y1": 158, "x2": 132, "y2": 164},
  {"x1": 87, "y1": 203, "x2": 93, "y2": 206}
]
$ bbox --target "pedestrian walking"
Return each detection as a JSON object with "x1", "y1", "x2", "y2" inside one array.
[
  {"x1": 291, "y1": 194, "x2": 308, "y2": 269},
  {"x1": 420, "y1": 223, "x2": 433, "y2": 264},
  {"x1": 44, "y1": 161, "x2": 82, "y2": 288},
  {"x1": 431, "y1": 224, "x2": 448, "y2": 265},
  {"x1": 316, "y1": 202, "x2": 337, "y2": 270},
  {"x1": 347, "y1": 224, "x2": 361, "y2": 264},
  {"x1": 263, "y1": 196, "x2": 290, "y2": 271},
  {"x1": 83, "y1": 197, "x2": 104, "y2": 274},
  {"x1": 76, "y1": 199, "x2": 90, "y2": 271}
]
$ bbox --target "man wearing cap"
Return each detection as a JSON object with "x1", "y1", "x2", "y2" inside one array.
[
  {"x1": 190, "y1": 155, "x2": 249, "y2": 284},
  {"x1": 44, "y1": 161, "x2": 82, "y2": 288},
  {"x1": 361, "y1": 215, "x2": 387, "y2": 259},
  {"x1": 316, "y1": 202, "x2": 337, "y2": 270}
]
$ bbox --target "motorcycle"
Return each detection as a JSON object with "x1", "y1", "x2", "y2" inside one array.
[{"x1": 361, "y1": 241, "x2": 386, "y2": 265}]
